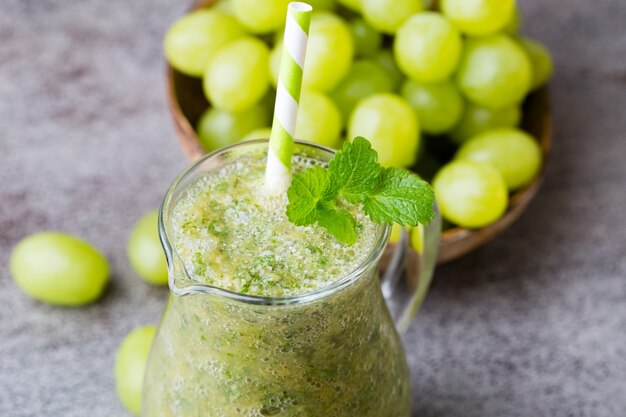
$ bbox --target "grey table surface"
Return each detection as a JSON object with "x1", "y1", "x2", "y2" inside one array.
[{"x1": 1, "y1": 0, "x2": 626, "y2": 416}]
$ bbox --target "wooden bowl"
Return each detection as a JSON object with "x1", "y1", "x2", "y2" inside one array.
[{"x1": 164, "y1": 4, "x2": 553, "y2": 265}]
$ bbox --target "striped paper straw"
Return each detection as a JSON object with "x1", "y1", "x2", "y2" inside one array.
[{"x1": 265, "y1": 2, "x2": 312, "y2": 193}]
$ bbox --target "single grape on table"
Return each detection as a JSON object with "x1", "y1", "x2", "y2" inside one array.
[
  {"x1": 10, "y1": 232, "x2": 109, "y2": 306},
  {"x1": 115, "y1": 325, "x2": 157, "y2": 416},
  {"x1": 128, "y1": 210, "x2": 168, "y2": 285}
]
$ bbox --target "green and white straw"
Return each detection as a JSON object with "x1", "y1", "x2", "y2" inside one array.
[{"x1": 265, "y1": 2, "x2": 313, "y2": 193}]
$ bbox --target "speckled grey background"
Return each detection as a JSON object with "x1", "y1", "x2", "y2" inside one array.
[{"x1": 1, "y1": 0, "x2": 625, "y2": 416}]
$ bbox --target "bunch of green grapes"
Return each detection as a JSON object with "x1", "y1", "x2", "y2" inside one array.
[{"x1": 164, "y1": 0, "x2": 553, "y2": 229}]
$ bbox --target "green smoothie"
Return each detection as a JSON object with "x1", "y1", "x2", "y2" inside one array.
[{"x1": 143, "y1": 145, "x2": 411, "y2": 416}]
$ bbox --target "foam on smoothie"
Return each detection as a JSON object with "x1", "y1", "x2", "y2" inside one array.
[{"x1": 170, "y1": 155, "x2": 380, "y2": 297}]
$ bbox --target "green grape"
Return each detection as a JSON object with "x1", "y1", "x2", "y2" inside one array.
[
  {"x1": 115, "y1": 325, "x2": 157, "y2": 416},
  {"x1": 306, "y1": 0, "x2": 337, "y2": 10},
  {"x1": 456, "y1": 34, "x2": 531, "y2": 109},
  {"x1": 401, "y1": 79, "x2": 464, "y2": 135},
  {"x1": 296, "y1": 91, "x2": 342, "y2": 148},
  {"x1": 269, "y1": 40, "x2": 282, "y2": 88},
  {"x1": 388, "y1": 224, "x2": 405, "y2": 244},
  {"x1": 348, "y1": 93, "x2": 420, "y2": 168},
  {"x1": 361, "y1": 0, "x2": 423, "y2": 34},
  {"x1": 433, "y1": 163, "x2": 507, "y2": 229},
  {"x1": 336, "y1": 0, "x2": 361, "y2": 11},
  {"x1": 330, "y1": 60, "x2": 393, "y2": 122},
  {"x1": 456, "y1": 128, "x2": 542, "y2": 190},
  {"x1": 163, "y1": 9, "x2": 245, "y2": 77},
  {"x1": 196, "y1": 103, "x2": 270, "y2": 151},
  {"x1": 204, "y1": 37, "x2": 270, "y2": 112},
  {"x1": 127, "y1": 210, "x2": 168, "y2": 285},
  {"x1": 433, "y1": 160, "x2": 508, "y2": 228},
  {"x1": 394, "y1": 12, "x2": 462, "y2": 83},
  {"x1": 519, "y1": 37, "x2": 554, "y2": 90},
  {"x1": 502, "y1": 8, "x2": 522, "y2": 35},
  {"x1": 240, "y1": 127, "x2": 272, "y2": 141},
  {"x1": 302, "y1": 12, "x2": 354, "y2": 92},
  {"x1": 10, "y1": 232, "x2": 109, "y2": 306},
  {"x1": 232, "y1": 0, "x2": 291, "y2": 34},
  {"x1": 271, "y1": 13, "x2": 354, "y2": 92},
  {"x1": 373, "y1": 49, "x2": 405, "y2": 90},
  {"x1": 450, "y1": 102, "x2": 521, "y2": 144},
  {"x1": 350, "y1": 17, "x2": 383, "y2": 57},
  {"x1": 441, "y1": 0, "x2": 515, "y2": 37},
  {"x1": 213, "y1": 0, "x2": 235, "y2": 15},
  {"x1": 410, "y1": 224, "x2": 424, "y2": 253}
]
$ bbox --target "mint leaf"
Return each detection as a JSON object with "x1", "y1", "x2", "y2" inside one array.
[
  {"x1": 316, "y1": 203, "x2": 357, "y2": 245},
  {"x1": 329, "y1": 137, "x2": 381, "y2": 203},
  {"x1": 286, "y1": 166, "x2": 330, "y2": 226},
  {"x1": 285, "y1": 137, "x2": 435, "y2": 246},
  {"x1": 363, "y1": 168, "x2": 435, "y2": 226}
]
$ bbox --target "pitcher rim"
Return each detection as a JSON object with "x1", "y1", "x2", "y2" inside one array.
[{"x1": 159, "y1": 139, "x2": 391, "y2": 306}]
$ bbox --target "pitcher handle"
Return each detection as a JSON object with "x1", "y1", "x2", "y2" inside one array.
[{"x1": 380, "y1": 204, "x2": 442, "y2": 333}]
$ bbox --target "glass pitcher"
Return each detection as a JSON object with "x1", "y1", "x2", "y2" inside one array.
[{"x1": 143, "y1": 140, "x2": 441, "y2": 417}]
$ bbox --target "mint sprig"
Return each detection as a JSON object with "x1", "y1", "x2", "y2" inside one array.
[{"x1": 286, "y1": 137, "x2": 435, "y2": 245}]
